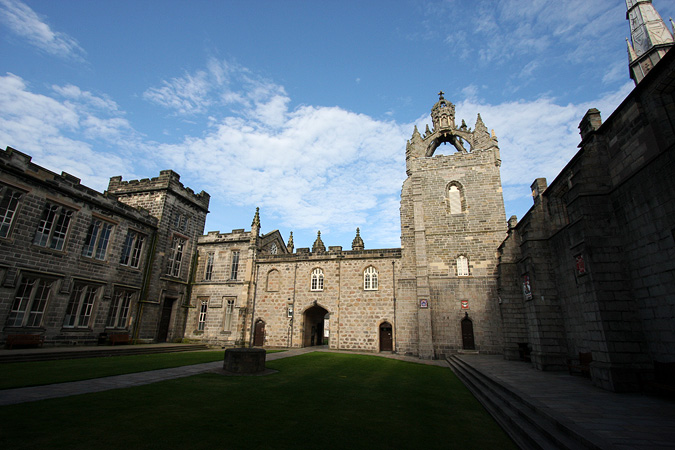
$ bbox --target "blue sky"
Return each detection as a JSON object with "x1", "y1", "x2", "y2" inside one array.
[{"x1": 2, "y1": 0, "x2": 674, "y2": 250}]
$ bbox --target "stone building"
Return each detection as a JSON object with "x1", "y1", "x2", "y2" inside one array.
[
  {"x1": 0, "y1": 147, "x2": 208, "y2": 345},
  {"x1": 498, "y1": 0, "x2": 675, "y2": 392},
  {"x1": 185, "y1": 95, "x2": 505, "y2": 357},
  {"x1": 2, "y1": 0, "x2": 672, "y2": 394}
]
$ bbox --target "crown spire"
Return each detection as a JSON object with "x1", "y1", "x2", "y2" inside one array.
[{"x1": 626, "y1": 0, "x2": 674, "y2": 84}]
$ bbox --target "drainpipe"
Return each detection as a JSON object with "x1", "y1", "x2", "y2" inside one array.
[
  {"x1": 248, "y1": 264, "x2": 260, "y2": 348},
  {"x1": 290, "y1": 262, "x2": 297, "y2": 348},
  {"x1": 133, "y1": 232, "x2": 158, "y2": 341},
  {"x1": 392, "y1": 260, "x2": 396, "y2": 353}
]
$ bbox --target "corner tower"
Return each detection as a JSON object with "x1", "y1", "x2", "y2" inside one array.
[
  {"x1": 398, "y1": 93, "x2": 506, "y2": 358},
  {"x1": 626, "y1": 0, "x2": 674, "y2": 84}
]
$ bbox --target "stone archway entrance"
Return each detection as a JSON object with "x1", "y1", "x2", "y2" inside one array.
[
  {"x1": 304, "y1": 305, "x2": 328, "y2": 347},
  {"x1": 461, "y1": 314, "x2": 475, "y2": 350},
  {"x1": 379, "y1": 321, "x2": 393, "y2": 351}
]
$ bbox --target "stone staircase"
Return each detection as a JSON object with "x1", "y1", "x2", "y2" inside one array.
[
  {"x1": 447, "y1": 355, "x2": 607, "y2": 450},
  {"x1": 0, "y1": 344, "x2": 210, "y2": 363}
]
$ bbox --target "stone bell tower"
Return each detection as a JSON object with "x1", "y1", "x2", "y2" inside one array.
[{"x1": 397, "y1": 92, "x2": 507, "y2": 358}]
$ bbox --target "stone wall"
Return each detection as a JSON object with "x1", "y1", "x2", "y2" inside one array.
[{"x1": 253, "y1": 248, "x2": 400, "y2": 352}]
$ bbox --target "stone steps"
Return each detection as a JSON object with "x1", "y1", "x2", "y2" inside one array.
[
  {"x1": 447, "y1": 355, "x2": 606, "y2": 450},
  {"x1": 0, "y1": 344, "x2": 210, "y2": 363}
]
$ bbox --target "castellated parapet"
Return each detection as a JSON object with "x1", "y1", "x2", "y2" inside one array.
[{"x1": 107, "y1": 170, "x2": 210, "y2": 213}]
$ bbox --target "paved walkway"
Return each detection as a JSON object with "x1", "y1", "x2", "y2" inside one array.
[{"x1": 457, "y1": 354, "x2": 675, "y2": 450}]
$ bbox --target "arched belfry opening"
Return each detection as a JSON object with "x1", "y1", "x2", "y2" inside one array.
[{"x1": 303, "y1": 304, "x2": 329, "y2": 347}]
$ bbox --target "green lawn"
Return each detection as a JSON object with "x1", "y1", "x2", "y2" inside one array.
[
  {"x1": 0, "y1": 351, "x2": 225, "y2": 389},
  {"x1": 0, "y1": 352, "x2": 516, "y2": 450}
]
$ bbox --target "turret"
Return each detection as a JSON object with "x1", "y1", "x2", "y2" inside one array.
[{"x1": 626, "y1": 0, "x2": 674, "y2": 84}]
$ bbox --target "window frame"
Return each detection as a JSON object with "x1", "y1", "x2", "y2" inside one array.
[
  {"x1": 310, "y1": 268, "x2": 324, "y2": 291},
  {"x1": 34, "y1": 202, "x2": 74, "y2": 251},
  {"x1": 82, "y1": 218, "x2": 114, "y2": 260},
  {"x1": 6, "y1": 276, "x2": 54, "y2": 328},
  {"x1": 457, "y1": 255, "x2": 469, "y2": 277},
  {"x1": 364, "y1": 266, "x2": 379, "y2": 291},
  {"x1": 167, "y1": 235, "x2": 187, "y2": 277},
  {"x1": 204, "y1": 252, "x2": 214, "y2": 281},
  {"x1": 230, "y1": 251, "x2": 240, "y2": 280},
  {"x1": 197, "y1": 300, "x2": 208, "y2": 331},
  {"x1": 0, "y1": 184, "x2": 23, "y2": 239},
  {"x1": 119, "y1": 229, "x2": 146, "y2": 268},
  {"x1": 224, "y1": 298, "x2": 235, "y2": 331},
  {"x1": 107, "y1": 289, "x2": 134, "y2": 329},
  {"x1": 63, "y1": 283, "x2": 100, "y2": 329}
]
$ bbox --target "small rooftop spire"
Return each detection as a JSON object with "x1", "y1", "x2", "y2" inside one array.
[
  {"x1": 286, "y1": 231, "x2": 294, "y2": 253},
  {"x1": 312, "y1": 231, "x2": 325, "y2": 253},
  {"x1": 351, "y1": 227, "x2": 364, "y2": 251},
  {"x1": 251, "y1": 207, "x2": 260, "y2": 228}
]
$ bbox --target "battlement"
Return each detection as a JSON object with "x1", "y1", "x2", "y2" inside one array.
[
  {"x1": 199, "y1": 229, "x2": 252, "y2": 244},
  {"x1": 257, "y1": 247, "x2": 401, "y2": 263},
  {"x1": 1, "y1": 146, "x2": 157, "y2": 226},
  {"x1": 107, "y1": 169, "x2": 210, "y2": 212}
]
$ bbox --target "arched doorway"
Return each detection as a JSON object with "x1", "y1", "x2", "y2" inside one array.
[
  {"x1": 379, "y1": 321, "x2": 393, "y2": 351},
  {"x1": 461, "y1": 313, "x2": 475, "y2": 350},
  {"x1": 304, "y1": 305, "x2": 328, "y2": 347},
  {"x1": 253, "y1": 319, "x2": 265, "y2": 346}
]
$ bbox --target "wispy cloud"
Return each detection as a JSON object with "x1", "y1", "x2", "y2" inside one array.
[{"x1": 0, "y1": 0, "x2": 85, "y2": 60}]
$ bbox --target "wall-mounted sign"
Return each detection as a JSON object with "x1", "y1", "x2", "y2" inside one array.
[
  {"x1": 420, "y1": 299, "x2": 428, "y2": 308},
  {"x1": 575, "y1": 254, "x2": 586, "y2": 275},
  {"x1": 522, "y1": 275, "x2": 532, "y2": 300},
  {"x1": 461, "y1": 300, "x2": 469, "y2": 310}
]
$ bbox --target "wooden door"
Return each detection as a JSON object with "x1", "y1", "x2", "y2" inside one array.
[
  {"x1": 253, "y1": 320, "x2": 265, "y2": 346},
  {"x1": 461, "y1": 316, "x2": 475, "y2": 350},
  {"x1": 380, "y1": 322, "x2": 393, "y2": 351}
]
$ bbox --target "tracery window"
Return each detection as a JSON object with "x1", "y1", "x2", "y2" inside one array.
[
  {"x1": 364, "y1": 266, "x2": 379, "y2": 290},
  {"x1": 311, "y1": 268, "x2": 324, "y2": 291},
  {"x1": 270, "y1": 243, "x2": 278, "y2": 254}
]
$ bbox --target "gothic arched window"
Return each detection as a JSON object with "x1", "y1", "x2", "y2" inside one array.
[
  {"x1": 457, "y1": 256, "x2": 469, "y2": 277},
  {"x1": 266, "y1": 269, "x2": 280, "y2": 292},
  {"x1": 311, "y1": 268, "x2": 324, "y2": 291},
  {"x1": 364, "y1": 266, "x2": 378, "y2": 290},
  {"x1": 447, "y1": 182, "x2": 466, "y2": 215}
]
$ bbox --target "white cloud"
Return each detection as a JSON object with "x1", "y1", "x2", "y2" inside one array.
[
  {"x1": 0, "y1": 73, "x2": 136, "y2": 189},
  {"x1": 453, "y1": 80, "x2": 635, "y2": 213},
  {"x1": 0, "y1": 0, "x2": 85, "y2": 60}
]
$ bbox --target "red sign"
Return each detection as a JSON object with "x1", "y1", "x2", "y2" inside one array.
[
  {"x1": 461, "y1": 300, "x2": 469, "y2": 310},
  {"x1": 575, "y1": 254, "x2": 586, "y2": 275}
]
